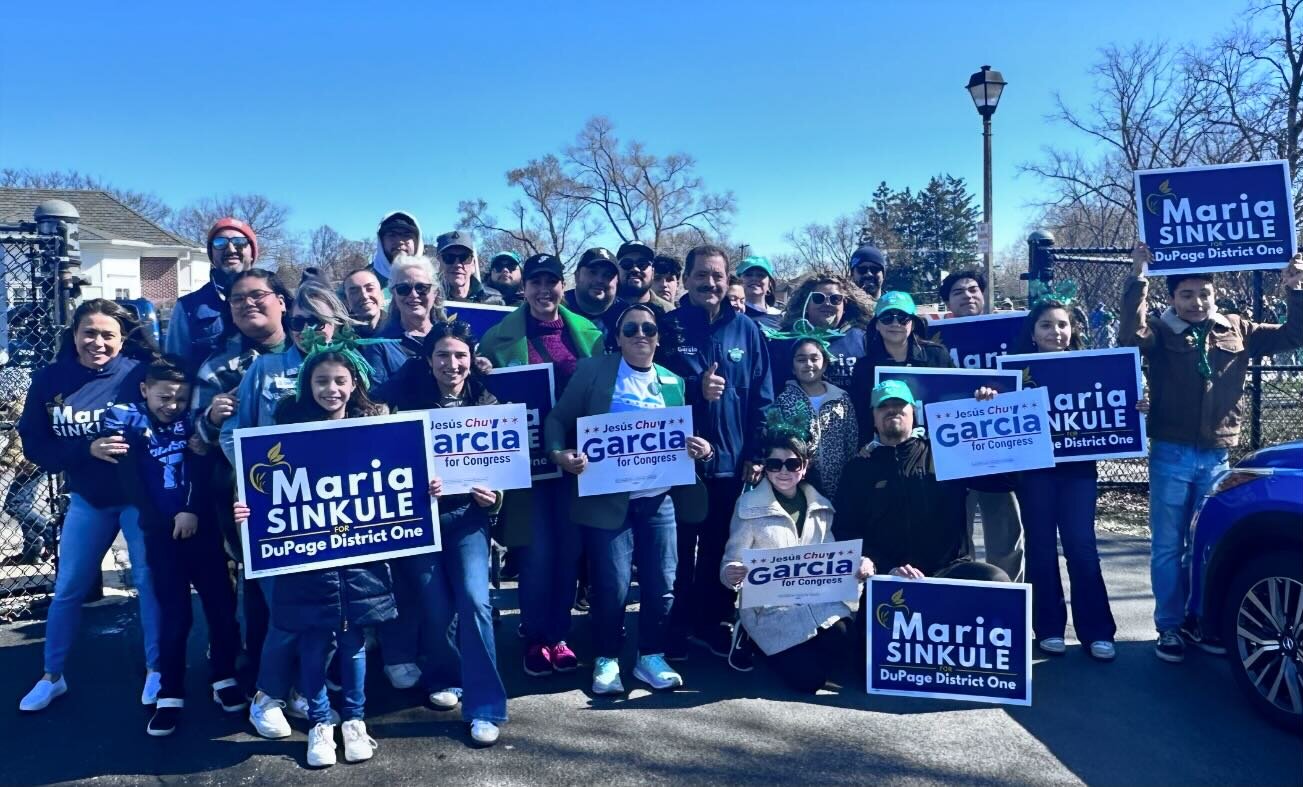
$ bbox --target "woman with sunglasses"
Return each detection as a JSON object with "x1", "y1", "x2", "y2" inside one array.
[
  {"x1": 769, "y1": 275, "x2": 874, "y2": 392},
  {"x1": 720, "y1": 428, "x2": 871, "y2": 693},
  {"x1": 381, "y1": 254, "x2": 450, "y2": 356},
  {"x1": 545, "y1": 304, "x2": 712, "y2": 695},
  {"x1": 848, "y1": 291, "x2": 953, "y2": 448}
]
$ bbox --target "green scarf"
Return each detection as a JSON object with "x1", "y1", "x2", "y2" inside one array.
[{"x1": 1188, "y1": 322, "x2": 1213, "y2": 380}]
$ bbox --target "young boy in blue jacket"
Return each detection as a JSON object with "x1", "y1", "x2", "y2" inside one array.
[{"x1": 104, "y1": 357, "x2": 244, "y2": 737}]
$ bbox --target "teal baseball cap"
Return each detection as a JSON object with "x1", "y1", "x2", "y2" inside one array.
[
  {"x1": 736, "y1": 255, "x2": 775, "y2": 279},
  {"x1": 870, "y1": 379, "x2": 917, "y2": 408},
  {"x1": 874, "y1": 291, "x2": 917, "y2": 318}
]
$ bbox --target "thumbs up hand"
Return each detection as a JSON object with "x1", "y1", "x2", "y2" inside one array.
[{"x1": 701, "y1": 361, "x2": 726, "y2": 402}]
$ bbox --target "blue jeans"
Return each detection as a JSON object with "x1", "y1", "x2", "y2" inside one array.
[
  {"x1": 299, "y1": 625, "x2": 365, "y2": 724},
  {"x1": 255, "y1": 576, "x2": 299, "y2": 700},
  {"x1": 519, "y1": 480, "x2": 580, "y2": 647},
  {"x1": 1018, "y1": 465, "x2": 1116, "y2": 644},
  {"x1": 1149, "y1": 440, "x2": 1229, "y2": 632},
  {"x1": 583, "y1": 494, "x2": 677, "y2": 659},
  {"x1": 44, "y1": 494, "x2": 159, "y2": 675},
  {"x1": 5, "y1": 469, "x2": 52, "y2": 556},
  {"x1": 415, "y1": 503, "x2": 507, "y2": 723}
]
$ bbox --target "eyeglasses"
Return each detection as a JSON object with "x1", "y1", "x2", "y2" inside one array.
[
  {"x1": 441, "y1": 252, "x2": 472, "y2": 266},
  {"x1": 491, "y1": 262, "x2": 519, "y2": 271},
  {"x1": 619, "y1": 258, "x2": 653, "y2": 272},
  {"x1": 620, "y1": 321, "x2": 659, "y2": 338},
  {"x1": 394, "y1": 282, "x2": 433, "y2": 298},
  {"x1": 763, "y1": 458, "x2": 804, "y2": 473},
  {"x1": 853, "y1": 264, "x2": 881, "y2": 276},
  {"x1": 877, "y1": 311, "x2": 911, "y2": 325},
  {"x1": 290, "y1": 315, "x2": 324, "y2": 332},
  {"x1": 230, "y1": 289, "x2": 274, "y2": 307},
  {"x1": 211, "y1": 236, "x2": 250, "y2": 251},
  {"x1": 809, "y1": 292, "x2": 844, "y2": 306}
]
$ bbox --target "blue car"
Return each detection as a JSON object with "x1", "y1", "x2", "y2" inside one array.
[{"x1": 1189, "y1": 439, "x2": 1303, "y2": 731}]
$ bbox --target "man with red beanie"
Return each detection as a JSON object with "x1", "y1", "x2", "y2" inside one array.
[{"x1": 165, "y1": 218, "x2": 258, "y2": 375}]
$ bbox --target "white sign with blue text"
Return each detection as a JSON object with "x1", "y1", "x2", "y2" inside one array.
[
  {"x1": 924, "y1": 388, "x2": 1055, "y2": 481},
  {"x1": 740, "y1": 539, "x2": 863, "y2": 609},
  {"x1": 576, "y1": 406, "x2": 696, "y2": 497},
  {"x1": 427, "y1": 403, "x2": 532, "y2": 495}
]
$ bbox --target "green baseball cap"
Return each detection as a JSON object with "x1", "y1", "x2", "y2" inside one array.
[
  {"x1": 870, "y1": 379, "x2": 917, "y2": 408},
  {"x1": 736, "y1": 255, "x2": 775, "y2": 279},
  {"x1": 489, "y1": 251, "x2": 521, "y2": 268},
  {"x1": 874, "y1": 290, "x2": 917, "y2": 318}
]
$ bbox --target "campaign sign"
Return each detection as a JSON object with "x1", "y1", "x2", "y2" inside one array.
[
  {"x1": 926, "y1": 311, "x2": 1028, "y2": 369},
  {"x1": 445, "y1": 301, "x2": 515, "y2": 340},
  {"x1": 234, "y1": 412, "x2": 440, "y2": 580},
  {"x1": 875, "y1": 367, "x2": 1021, "y2": 425},
  {"x1": 739, "y1": 539, "x2": 862, "y2": 609},
  {"x1": 997, "y1": 348, "x2": 1147, "y2": 462},
  {"x1": 924, "y1": 387, "x2": 1055, "y2": 481},
  {"x1": 867, "y1": 576, "x2": 1032, "y2": 706},
  {"x1": 483, "y1": 363, "x2": 561, "y2": 481},
  {"x1": 576, "y1": 406, "x2": 695, "y2": 497},
  {"x1": 427, "y1": 403, "x2": 532, "y2": 495},
  {"x1": 1135, "y1": 160, "x2": 1297, "y2": 275}
]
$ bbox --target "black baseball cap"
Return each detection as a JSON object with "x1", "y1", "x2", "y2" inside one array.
[
  {"x1": 577, "y1": 247, "x2": 617, "y2": 273},
  {"x1": 522, "y1": 253, "x2": 563, "y2": 281},
  {"x1": 616, "y1": 240, "x2": 654, "y2": 260}
]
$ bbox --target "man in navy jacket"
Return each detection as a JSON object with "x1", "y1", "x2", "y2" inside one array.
[
  {"x1": 661, "y1": 244, "x2": 774, "y2": 657},
  {"x1": 165, "y1": 218, "x2": 258, "y2": 375}
]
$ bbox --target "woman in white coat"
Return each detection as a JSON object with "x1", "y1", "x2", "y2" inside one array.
[{"x1": 720, "y1": 431, "x2": 874, "y2": 693}]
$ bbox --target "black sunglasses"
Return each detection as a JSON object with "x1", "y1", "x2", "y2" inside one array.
[
  {"x1": 877, "y1": 311, "x2": 911, "y2": 325},
  {"x1": 763, "y1": 458, "x2": 804, "y2": 473},
  {"x1": 619, "y1": 258, "x2": 653, "y2": 271},
  {"x1": 290, "y1": 315, "x2": 324, "y2": 332},
  {"x1": 394, "y1": 282, "x2": 433, "y2": 298},
  {"x1": 440, "y1": 252, "x2": 472, "y2": 266},
  {"x1": 211, "y1": 236, "x2": 250, "y2": 250},
  {"x1": 491, "y1": 261, "x2": 519, "y2": 271},
  {"x1": 620, "y1": 321, "x2": 658, "y2": 338},
  {"x1": 809, "y1": 292, "x2": 844, "y2": 306},
  {"x1": 854, "y1": 264, "x2": 882, "y2": 276}
]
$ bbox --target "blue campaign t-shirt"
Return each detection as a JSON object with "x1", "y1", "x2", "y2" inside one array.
[{"x1": 104, "y1": 401, "x2": 195, "y2": 520}]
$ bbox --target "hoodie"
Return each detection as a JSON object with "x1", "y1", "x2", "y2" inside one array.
[{"x1": 371, "y1": 210, "x2": 423, "y2": 287}]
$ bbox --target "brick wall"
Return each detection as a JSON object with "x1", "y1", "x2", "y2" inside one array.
[{"x1": 140, "y1": 257, "x2": 177, "y2": 304}]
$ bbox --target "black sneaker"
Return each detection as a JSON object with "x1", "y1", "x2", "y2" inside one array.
[
  {"x1": 212, "y1": 679, "x2": 249, "y2": 712},
  {"x1": 573, "y1": 586, "x2": 591, "y2": 613},
  {"x1": 1180, "y1": 620, "x2": 1228, "y2": 656},
  {"x1": 663, "y1": 636, "x2": 689, "y2": 663},
  {"x1": 689, "y1": 623, "x2": 734, "y2": 658},
  {"x1": 1154, "y1": 629, "x2": 1185, "y2": 663},
  {"x1": 147, "y1": 703, "x2": 182, "y2": 737},
  {"x1": 727, "y1": 626, "x2": 755, "y2": 673}
]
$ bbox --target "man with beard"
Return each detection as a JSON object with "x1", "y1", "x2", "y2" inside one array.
[
  {"x1": 616, "y1": 240, "x2": 672, "y2": 313},
  {"x1": 849, "y1": 245, "x2": 886, "y2": 305},
  {"x1": 435, "y1": 231, "x2": 505, "y2": 305},
  {"x1": 652, "y1": 254, "x2": 682, "y2": 304},
  {"x1": 563, "y1": 247, "x2": 624, "y2": 344},
  {"x1": 371, "y1": 211, "x2": 422, "y2": 289},
  {"x1": 661, "y1": 245, "x2": 773, "y2": 658},
  {"x1": 165, "y1": 217, "x2": 257, "y2": 375},
  {"x1": 489, "y1": 251, "x2": 524, "y2": 307},
  {"x1": 342, "y1": 268, "x2": 388, "y2": 338}
]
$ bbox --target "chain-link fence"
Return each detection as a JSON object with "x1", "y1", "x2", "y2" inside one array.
[{"x1": 0, "y1": 217, "x2": 73, "y2": 621}]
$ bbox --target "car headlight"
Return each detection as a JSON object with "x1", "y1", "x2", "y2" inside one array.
[{"x1": 1208, "y1": 467, "x2": 1275, "y2": 496}]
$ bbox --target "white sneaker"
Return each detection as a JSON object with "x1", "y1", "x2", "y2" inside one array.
[
  {"x1": 19, "y1": 677, "x2": 67, "y2": 712},
  {"x1": 1038, "y1": 637, "x2": 1067, "y2": 655},
  {"x1": 286, "y1": 691, "x2": 341, "y2": 724},
  {"x1": 341, "y1": 719, "x2": 376, "y2": 762},
  {"x1": 249, "y1": 691, "x2": 291, "y2": 739},
  {"x1": 306, "y1": 722, "x2": 337, "y2": 768},
  {"x1": 384, "y1": 663, "x2": 421, "y2": 690},
  {"x1": 428, "y1": 687, "x2": 463, "y2": 711},
  {"x1": 470, "y1": 719, "x2": 500, "y2": 746},
  {"x1": 141, "y1": 670, "x2": 162, "y2": 705}
]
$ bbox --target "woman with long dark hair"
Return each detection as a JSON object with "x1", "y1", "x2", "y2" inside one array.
[{"x1": 768, "y1": 274, "x2": 873, "y2": 392}]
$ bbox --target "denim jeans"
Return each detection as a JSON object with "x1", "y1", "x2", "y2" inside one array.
[
  {"x1": 519, "y1": 479, "x2": 580, "y2": 647},
  {"x1": 255, "y1": 576, "x2": 300, "y2": 700},
  {"x1": 44, "y1": 494, "x2": 159, "y2": 675},
  {"x1": 415, "y1": 503, "x2": 507, "y2": 723},
  {"x1": 1018, "y1": 465, "x2": 1116, "y2": 644},
  {"x1": 299, "y1": 625, "x2": 365, "y2": 724},
  {"x1": 1149, "y1": 439, "x2": 1228, "y2": 633},
  {"x1": 5, "y1": 468, "x2": 52, "y2": 556},
  {"x1": 584, "y1": 494, "x2": 677, "y2": 659}
]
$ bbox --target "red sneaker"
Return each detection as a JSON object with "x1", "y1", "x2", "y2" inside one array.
[
  {"x1": 524, "y1": 644, "x2": 554, "y2": 677},
  {"x1": 551, "y1": 641, "x2": 579, "y2": 672}
]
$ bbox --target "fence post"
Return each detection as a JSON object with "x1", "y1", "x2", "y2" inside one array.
[{"x1": 1250, "y1": 270, "x2": 1264, "y2": 449}]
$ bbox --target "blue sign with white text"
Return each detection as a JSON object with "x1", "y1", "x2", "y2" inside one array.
[
  {"x1": 234, "y1": 412, "x2": 440, "y2": 579},
  {"x1": 927, "y1": 312, "x2": 1027, "y2": 369},
  {"x1": 445, "y1": 301, "x2": 515, "y2": 341},
  {"x1": 483, "y1": 363, "x2": 561, "y2": 481},
  {"x1": 875, "y1": 367, "x2": 1021, "y2": 425},
  {"x1": 997, "y1": 348, "x2": 1148, "y2": 462},
  {"x1": 867, "y1": 576, "x2": 1032, "y2": 706},
  {"x1": 1135, "y1": 160, "x2": 1297, "y2": 275}
]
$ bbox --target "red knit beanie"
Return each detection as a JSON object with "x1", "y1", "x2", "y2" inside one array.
[{"x1": 207, "y1": 217, "x2": 259, "y2": 261}]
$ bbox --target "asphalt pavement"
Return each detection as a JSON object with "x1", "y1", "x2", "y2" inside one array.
[{"x1": 2, "y1": 531, "x2": 1300, "y2": 786}]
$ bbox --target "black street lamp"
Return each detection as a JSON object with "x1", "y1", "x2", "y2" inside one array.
[{"x1": 966, "y1": 65, "x2": 1006, "y2": 313}]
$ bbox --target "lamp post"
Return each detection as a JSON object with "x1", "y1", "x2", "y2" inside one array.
[{"x1": 966, "y1": 64, "x2": 1006, "y2": 313}]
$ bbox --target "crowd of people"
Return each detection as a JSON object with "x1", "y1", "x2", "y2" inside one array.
[{"x1": 10, "y1": 210, "x2": 1303, "y2": 768}]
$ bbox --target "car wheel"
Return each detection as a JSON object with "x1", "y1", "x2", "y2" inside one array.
[{"x1": 1221, "y1": 552, "x2": 1303, "y2": 733}]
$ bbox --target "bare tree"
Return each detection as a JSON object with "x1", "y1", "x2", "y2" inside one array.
[
  {"x1": 304, "y1": 225, "x2": 371, "y2": 284},
  {"x1": 171, "y1": 193, "x2": 295, "y2": 267},
  {"x1": 783, "y1": 213, "x2": 862, "y2": 276},
  {"x1": 563, "y1": 117, "x2": 736, "y2": 249},
  {"x1": 0, "y1": 167, "x2": 173, "y2": 226}
]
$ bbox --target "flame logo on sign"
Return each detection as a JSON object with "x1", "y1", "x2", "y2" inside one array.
[
  {"x1": 875, "y1": 588, "x2": 911, "y2": 629},
  {"x1": 248, "y1": 442, "x2": 292, "y2": 494},
  {"x1": 1144, "y1": 179, "x2": 1177, "y2": 215}
]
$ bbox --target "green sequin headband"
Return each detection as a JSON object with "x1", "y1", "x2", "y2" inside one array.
[{"x1": 293, "y1": 326, "x2": 394, "y2": 400}]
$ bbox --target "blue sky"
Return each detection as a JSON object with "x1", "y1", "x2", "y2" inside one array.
[{"x1": 0, "y1": 1, "x2": 1246, "y2": 262}]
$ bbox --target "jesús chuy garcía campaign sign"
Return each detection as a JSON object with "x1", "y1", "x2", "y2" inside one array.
[
  {"x1": 923, "y1": 387, "x2": 1056, "y2": 481},
  {"x1": 1135, "y1": 160, "x2": 1297, "y2": 275},
  {"x1": 867, "y1": 576, "x2": 1032, "y2": 706},
  {"x1": 575, "y1": 406, "x2": 697, "y2": 497},
  {"x1": 997, "y1": 347, "x2": 1147, "y2": 462},
  {"x1": 875, "y1": 367, "x2": 1021, "y2": 425},
  {"x1": 234, "y1": 412, "x2": 440, "y2": 579},
  {"x1": 927, "y1": 311, "x2": 1028, "y2": 369},
  {"x1": 427, "y1": 403, "x2": 533, "y2": 495}
]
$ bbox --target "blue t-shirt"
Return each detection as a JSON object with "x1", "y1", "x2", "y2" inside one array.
[{"x1": 104, "y1": 401, "x2": 197, "y2": 521}]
